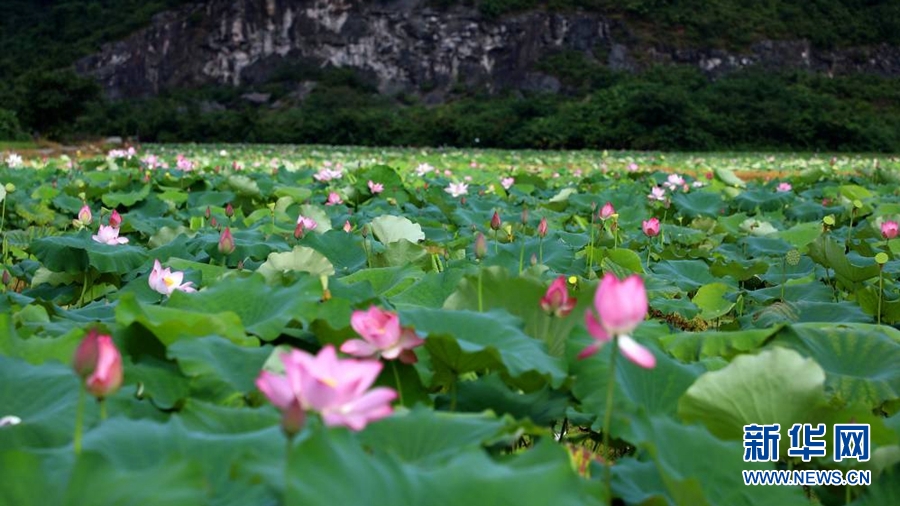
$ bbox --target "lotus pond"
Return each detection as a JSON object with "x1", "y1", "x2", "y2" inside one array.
[{"x1": 1, "y1": 146, "x2": 900, "y2": 505}]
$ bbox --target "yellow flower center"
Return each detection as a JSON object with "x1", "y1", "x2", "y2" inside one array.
[
  {"x1": 321, "y1": 377, "x2": 337, "y2": 388},
  {"x1": 163, "y1": 276, "x2": 175, "y2": 287}
]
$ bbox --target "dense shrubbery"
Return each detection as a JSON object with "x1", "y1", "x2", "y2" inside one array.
[{"x1": 75, "y1": 63, "x2": 900, "y2": 152}]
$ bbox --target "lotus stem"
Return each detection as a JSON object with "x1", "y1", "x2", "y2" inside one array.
[
  {"x1": 587, "y1": 213, "x2": 596, "y2": 277},
  {"x1": 518, "y1": 237, "x2": 525, "y2": 275},
  {"x1": 391, "y1": 361, "x2": 405, "y2": 407},
  {"x1": 73, "y1": 387, "x2": 85, "y2": 456},
  {"x1": 99, "y1": 397, "x2": 108, "y2": 420},
  {"x1": 878, "y1": 268, "x2": 884, "y2": 326},
  {"x1": 781, "y1": 258, "x2": 786, "y2": 302},
  {"x1": 602, "y1": 336, "x2": 620, "y2": 505},
  {"x1": 477, "y1": 266, "x2": 484, "y2": 313},
  {"x1": 539, "y1": 237, "x2": 544, "y2": 265}
]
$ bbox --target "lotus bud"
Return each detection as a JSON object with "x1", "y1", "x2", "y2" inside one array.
[
  {"x1": 109, "y1": 210, "x2": 122, "y2": 228},
  {"x1": 78, "y1": 205, "x2": 92, "y2": 225},
  {"x1": 218, "y1": 227, "x2": 235, "y2": 255},
  {"x1": 474, "y1": 233, "x2": 487, "y2": 259},
  {"x1": 537, "y1": 218, "x2": 548, "y2": 238}
]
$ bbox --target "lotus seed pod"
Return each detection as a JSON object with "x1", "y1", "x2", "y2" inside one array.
[{"x1": 786, "y1": 250, "x2": 801, "y2": 266}]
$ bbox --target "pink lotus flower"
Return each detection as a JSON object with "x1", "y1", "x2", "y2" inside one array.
[
  {"x1": 642, "y1": 218, "x2": 660, "y2": 237},
  {"x1": 663, "y1": 174, "x2": 685, "y2": 189},
  {"x1": 326, "y1": 192, "x2": 343, "y2": 206},
  {"x1": 341, "y1": 306, "x2": 424, "y2": 364},
  {"x1": 343, "y1": 220, "x2": 352, "y2": 233},
  {"x1": 296, "y1": 215, "x2": 318, "y2": 230},
  {"x1": 256, "y1": 345, "x2": 397, "y2": 433},
  {"x1": 142, "y1": 154, "x2": 160, "y2": 169},
  {"x1": 445, "y1": 182, "x2": 468, "y2": 198},
  {"x1": 537, "y1": 217, "x2": 548, "y2": 238},
  {"x1": 225, "y1": 203, "x2": 234, "y2": 218},
  {"x1": 882, "y1": 220, "x2": 899, "y2": 240},
  {"x1": 176, "y1": 154, "x2": 195, "y2": 171},
  {"x1": 92, "y1": 225, "x2": 128, "y2": 245},
  {"x1": 540, "y1": 276, "x2": 577, "y2": 317},
  {"x1": 77, "y1": 205, "x2": 92, "y2": 225},
  {"x1": 579, "y1": 273, "x2": 655, "y2": 369},
  {"x1": 776, "y1": 182, "x2": 792, "y2": 192},
  {"x1": 648, "y1": 186, "x2": 667, "y2": 202},
  {"x1": 368, "y1": 180, "x2": 384, "y2": 194},
  {"x1": 313, "y1": 168, "x2": 343, "y2": 182},
  {"x1": 148, "y1": 260, "x2": 196, "y2": 296},
  {"x1": 627, "y1": 162, "x2": 639, "y2": 172},
  {"x1": 598, "y1": 202, "x2": 615, "y2": 220},
  {"x1": 501, "y1": 177, "x2": 515, "y2": 190},
  {"x1": 109, "y1": 210, "x2": 122, "y2": 228},
  {"x1": 415, "y1": 163, "x2": 435, "y2": 176},
  {"x1": 73, "y1": 330, "x2": 124, "y2": 398}
]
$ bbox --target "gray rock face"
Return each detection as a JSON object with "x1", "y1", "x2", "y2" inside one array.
[{"x1": 75, "y1": 0, "x2": 900, "y2": 100}]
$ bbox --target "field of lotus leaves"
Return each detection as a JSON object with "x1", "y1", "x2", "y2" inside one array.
[{"x1": 2, "y1": 145, "x2": 900, "y2": 505}]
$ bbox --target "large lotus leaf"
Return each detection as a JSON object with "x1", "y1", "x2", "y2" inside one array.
[
  {"x1": 287, "y1": 424, "x2": 602, "y2": 506},
  {"x1": 713, "y1": 165, "x2": 746, "y2": 188},
  {"x1": 857, "y1": 286, "x2": 900, "y2": 324},
  {"x1": 670, "y1": 190, "x2": 725, "y2": 218},
  {"x1": 0, "y1": 355, "x2": 85, "y2": 451},
  {"x1": 165, "y1": 257, "x2": 228, "y2": 285},
  {"x1": 808, "y1": 235, "x2": 880, "y2": 287},
  {"x1": 301, "y1": 231, "x2": 367, "y2": 274},
  {"x1": 447, "y1": 373, "x2": 569, "y2": 426},
  {"x1": 651, "y1": 259, "x2": 724, "y2": 292},
  {"x1": 773, "y1": 323, "x2": 900, "y2": 408},
  {"x1": 400, "y1": 308, "x2": 567, "y2": 389},
  {"x1": 193, "y1": 229, "x2": 287, "y2": 262},
  {"x1": 79, "y1": 415, "x2": 281, "y2": 506},
  {"x1": 600, "y1": 247, "x2": 644, "y2": 275},
  {"x1": 115, "y1": 293, "x2": 254, "y2": 347},
  {"x1": 340, "y1": 265, "x2": 423, "y2": 297},
  {"x1": 570, "y1": 329, "x2": 705, "y2": 438},
  {"x1": 357, "y1": 408, "x2": 509, "y2": 465},
  {"x1": 370, "y1": 239, "x2": 429, "y2": 269},
  {"x1": 63, "y1": 452, "x2": 206, "y2": 506},
  {"x1": 167, "y1": 274, "x2": 321, "y2": 341},
  {"x1": 691, "y1": 282, "x2": 736, "y2": 319},
  {"x1": 389, "y1": 269, "x2": 467, "y2": 309},
  {"x1": 613, "y1": 415, "x2": 809, "y2": 506},
  {"x1": 660, "y1": 327, "x2": 782, "y2": 362},
  {"x1": 370, "y1": 215, "x2": 425, "y2": 244},
  {"x1": 777, "y1": 221, "x2": 822, "y2": 250},
  {"x1": 0, "y1": 450, "x2": 64, "y2": 505},
  {"x1": 678, "y1": 347, "x2": 828, "y2": 443},
  {"x1": 167, "y1": 337, "x2": 272, "y2": 403},
  {"x1": 443, "y1": 266, "x2": 593, "y2": 357},
  {"x1": 126, "y1": 357, "x2": 191, "y2": 410},
  {"x1": 31, "y1": 232, "x2": 149, "y2": 274},
  {"x1": 227, "y1": 174, "x2": 261, "y2": 197},
  {"x1": 850, "y1": 464, "x2": 900, "y2": 506},
  {"x1": 733, "y1": 188, "x2": 793, "y2": 212},
  {"x1": 0, "y1": 313, "x2": 84, "y2": 365},
  {"x1": 101, "y1": 183, "x2": 151, "y2": 208},
  {"x1": 257, "y1": 246, "x2": 335, "y2": 281}
]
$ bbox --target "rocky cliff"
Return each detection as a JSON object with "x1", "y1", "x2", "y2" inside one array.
[{"x1": 76, "y1": 0, "x2": 900, "y2": 101}]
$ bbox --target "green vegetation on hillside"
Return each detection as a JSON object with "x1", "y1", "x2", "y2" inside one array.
[{"x1": 75, "y1": 60, "x2": 900, "y2": 152}]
